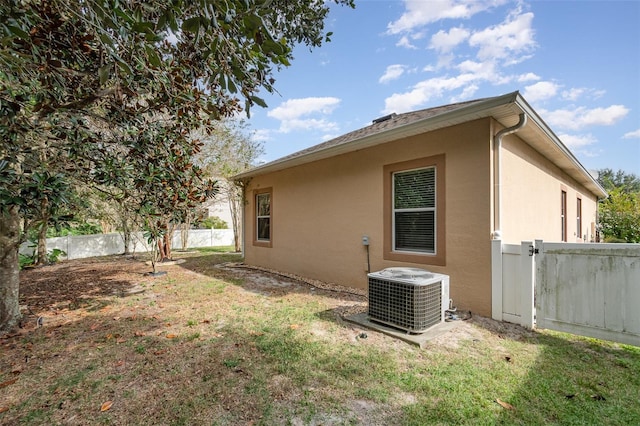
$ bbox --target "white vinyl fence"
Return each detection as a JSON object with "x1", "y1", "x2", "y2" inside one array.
[
  {"x1": 535, "y1": 241, "x2": 640, "y2": 347},
  {"x1": 493, "y1": 240, "x2": 640, "y2": 347},
  {"x1": 491, "y1": 240, "x2": 535, "y2": 328},
  {"x1": 19, "y1": 229, "x2": 235, "y2": 261}
]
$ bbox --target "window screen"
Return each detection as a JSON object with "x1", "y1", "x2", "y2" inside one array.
[
  {"x1": 256, "y1": 192, "x2": 271, "y2": 241},
  {"x1": 393, "y1": 167, "x2": 436, "y2": 253}
]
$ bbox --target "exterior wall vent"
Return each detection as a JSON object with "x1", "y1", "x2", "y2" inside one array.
[{"x1": 367, "y1": 267, "x2": 450, "y2": 333}]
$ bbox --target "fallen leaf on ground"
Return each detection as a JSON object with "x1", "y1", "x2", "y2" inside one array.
[
  {"x1": 166, "y1": 334, "x2": 177, "y2": 339},
  {"x1": 290, "y1": 324, "x2": 300, "y2": 329},
  {"x1": 0, "y1": 406, "x2": 9, "y2": 414},
  {"x1": 100, "y1": 400, "x2": 113, "y2": 412},
  {"x1": 496, "y1": 398, "x2": 515, "y2": 410},
  {"x1": 0, "y1": 378, "x2": 18, "y2": 389}
]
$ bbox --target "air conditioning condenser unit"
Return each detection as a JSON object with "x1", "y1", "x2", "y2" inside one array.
[{"x1": 367, "y1": 267, "x2": 450, "y2": 333}]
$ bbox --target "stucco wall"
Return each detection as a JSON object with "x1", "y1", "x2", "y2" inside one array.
[
  {"x1": 244, "y1": 119, "x2": 495, "y2": 316},
  {"x1": 500, "y1": 133, "x2": 599, "y2": 243}
]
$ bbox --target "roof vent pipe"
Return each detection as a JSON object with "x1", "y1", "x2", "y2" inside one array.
[{"x1": 493, "y1": 113, "x2": 527, "y2": 240}]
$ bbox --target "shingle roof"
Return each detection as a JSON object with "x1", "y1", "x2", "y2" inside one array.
[
  {"x1": 234, "y1": 91, "x2": 606, "y2": 199},
  {"x1": 260, "y1": 96, "x2": 491, "y2": 166}
]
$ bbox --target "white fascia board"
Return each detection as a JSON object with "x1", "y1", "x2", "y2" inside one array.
[{"x1": 512, "y1": 94, "x2": 607, "y2": 199}]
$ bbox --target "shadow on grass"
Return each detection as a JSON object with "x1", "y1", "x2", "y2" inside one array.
[
  {"x1": 399, "y1": 319, "x2": 640, "y2": 425},
  {"x1": 492, "y1": 331, "x2": 640, "y2": 425},
  {"x1": 13, "y1": 252, "x2": 639, "y2": 425},
  {"x1": 0, "y1": 297, "x2": 400, "y2": 425},
  {"x1": 19, "y1": 256, "x2": 150, "y2": 313}
]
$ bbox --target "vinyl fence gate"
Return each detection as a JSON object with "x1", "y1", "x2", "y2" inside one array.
[{"x1": 492, "y1": 240, "x2": 640, "y2": 347}]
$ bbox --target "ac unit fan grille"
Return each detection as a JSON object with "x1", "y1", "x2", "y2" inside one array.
[{"x1": 368, "y1": 277, "x2": 442, "y2": 332}]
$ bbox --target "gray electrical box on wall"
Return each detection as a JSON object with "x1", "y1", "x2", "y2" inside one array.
[{"x1": 362, "y1": 236, "x2": 369, "y2": 246}]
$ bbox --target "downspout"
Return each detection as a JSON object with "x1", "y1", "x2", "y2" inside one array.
[{"x1": 493, "y1": 113, "x2": 527, "y2": 240}]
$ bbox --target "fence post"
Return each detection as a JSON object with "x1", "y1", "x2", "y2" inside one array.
[
  {"x1": 491, "y1": 239, "x2": 503, "y2": 321},
  {"x1": 520, "y1": 241, "x2": 535, "y2": 329},
  {"x1": 533, "y1": 239, "x2": 544, "y2": 329}
]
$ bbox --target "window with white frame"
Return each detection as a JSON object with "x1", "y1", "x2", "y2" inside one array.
[
  {"x1": 393, "y1": 167, "x2": 436, "y2": 253},
  {"x1": 383, "y1": 155, "x2": 445, "y2": 266},
  {"x1": 561, "y1": 189, "x2": 567, "y2": 242},
  {"x1": 255, "y1": 191, "x2": 271, "y2": 243},
  {"x1": 576, "y1": 196, "x2": 582, "y2": 241}
]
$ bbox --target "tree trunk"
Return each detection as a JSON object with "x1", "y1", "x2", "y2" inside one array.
[
  {"x1": 121, "y1": 217, "x2": 131, "y2": 255},
  {"x1": 228, "y1": 185, "x2": 242, "y2": 252},
  {"x1": 161, "y1": 229, "x2": 172, "y2": 260},
  {"x1": 36, "y1": 222, "x2": 48, "y2": 265},
  {"x1": 180, "y1": 220, "x2": 190, "y2": 251},
  {"x1": 0, "y1": 206, "x2": 22, "y2": 332},
  {"x1": 36, "y1": 197, "x2": 49, "y2": 265},
  {"x1": 157, "y1": 239, "x2": 166, "y2": 261}
]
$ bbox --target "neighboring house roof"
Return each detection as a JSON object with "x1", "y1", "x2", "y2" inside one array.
[{"x1": 235, "y1": 91, "x2": 606, "y2": 199}]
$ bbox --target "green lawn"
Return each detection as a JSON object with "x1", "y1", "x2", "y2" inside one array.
[{"x1": 2, "y1": 251, "x2": 638, "y2": 425}]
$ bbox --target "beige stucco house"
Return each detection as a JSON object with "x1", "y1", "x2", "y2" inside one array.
[{"x1": 234, "y1": 92, "x2": 607, "y2": 317}]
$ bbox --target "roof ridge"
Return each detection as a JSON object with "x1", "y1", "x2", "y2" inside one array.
[{"x1": 270, "y1": 94, "x2": 503, "y2": 164}]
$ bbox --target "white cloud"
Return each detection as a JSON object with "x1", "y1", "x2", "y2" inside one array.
[
  {"x1": 542, "y1": 105, "x2": 630, "y2": 131},
  {"x1": 251, "y1": 129, "x2": 273, "y2": 142},
  {"x1": 561, "y1": 87, "x2": 607, "y2": 102},
  {"x1": 456, "y1": 59, "x2": 495, "y2": 76},
  {"x1": 267, "y1": 97, "x2": 341, "y2": 134},
  {"x1": 469, "y1": 10, "x2": 536, "y2": 62},
  {"x1": 561, "y1": 88, "x2": 586, "y2": 102},
  {"x1": 379, "y1": 64, "x2": 407, "y2": 84},
  {"x1": 523, "y1": 81, "x2": 560, "y2": 103},
  {"x1": 451, "y1": 84, "x2": 480, "y2": 102},
  {"x1": 396, "y1": 35, "x2": 417, "y2": 49},
  {"x1": 383, "y1": 73, "x2": 478, "y2": 113},
  {"x1": 557, "y1": 133, "x2": 597, "y2": 149},
  {"x1": 517, "y1": 72, "x2": 541, "y2": 82},
  {"x1": 435, "y1": 53, "x2": 456, "y2": 69},
  {"x1": 387, "y1": 0, "x2": 505, "y2": 34},
  {"x1": 268, "y1": 97, "x2": 340, "y2": 121},
  {"x1": 623, "y1": 129, "x2": 640, "y2": 139},
  {"x1": 278, "y1": 118, "x2": 340, "y2": 134},
  {"x1": 429, "y1": 26, "x2": 470, "y2": 53}
]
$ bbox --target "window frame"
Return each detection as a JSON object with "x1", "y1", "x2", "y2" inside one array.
[
  {"x1": 576, "y1": 195, "x2": 582, "y2": 241},
  {"x1": 561, "y1": 187, "x2": 568, "y2": 242},
  {"x1": 384, "y1": 155, "x2": 446, "y2": 266},
  {"x1": 253, "y1": 187, "x2": 272, "y2": 248}
]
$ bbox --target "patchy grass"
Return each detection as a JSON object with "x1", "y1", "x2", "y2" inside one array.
[{"x1": 1, "y1": 251, "x2": 639, "y2": 425}]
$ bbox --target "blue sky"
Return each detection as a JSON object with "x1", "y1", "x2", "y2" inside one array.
[{"x1": 246, "y1": 0, "x2": 640, "y2": 175}]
